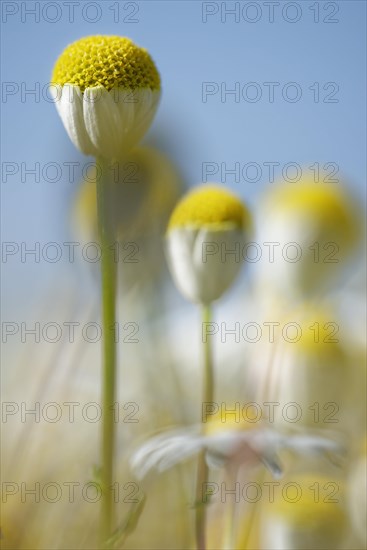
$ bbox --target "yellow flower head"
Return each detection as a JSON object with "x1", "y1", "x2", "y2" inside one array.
[
  {"x1": 268, "y1": 177, "x2": 359, "y2": 245},
  {"x1": 291, "y1": 304, "x2": 336, "y2": 345},
  {"x1": 269, "y1": 474, "x2": 346, "y2": 526},
  {"x1": 168, "y1": 185, "x2": 250, "y2": 231},
  {"x1": 52, "y1": 35, "x2": 160, "y2": 92},
  {"x1": 51, "y1": 36, "x2": 161, "y2": 158},
  {"x1": 281, "y1": 303, "x2": 346, "y2": 362},
  {"x1": 204, "y1": 408, "x2": 259, "y2": 436}
]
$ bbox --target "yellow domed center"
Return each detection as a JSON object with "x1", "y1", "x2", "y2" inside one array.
[
  {"x1": 270, "y1": 179, "x2": 357, "y2": 240},
  {"x1": 269, "y1": 475, "x2": 345, "y2": 526},
  {"x1": 204, "y1": 408, "x2": 259, "y2": 436},
  {"x1": 281, "y1": 304, "x2": 346, "y2": 364},
  {"x1": 168, "y1": 185, "x2": 249, "y2": 231},
  {"x1": 52, "y1": 35, "x2": 160, "y2": 92}
]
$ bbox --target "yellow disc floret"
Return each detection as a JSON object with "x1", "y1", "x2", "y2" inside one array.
[
  {"x1": 269, "y1": 475, "x2": 346, "y2": 526},
  {"x1": 269, "y1": 177, "x2": 358, "y2": 244},
  {"x1": 278, "y1": 303, "x2": 348, "y2": 367},
  {"x1": 204, "y1": 408, "x2": 259, "y2": 436},
  {"x1": 52, "y1": 35, "x2": 160, "y2": 92},
  {"x1": 168, "y1": 185, "x2": 249, "y2": 231},
  {"x1": 283, "y1": 303, "x2": 346, "y2": 356}
]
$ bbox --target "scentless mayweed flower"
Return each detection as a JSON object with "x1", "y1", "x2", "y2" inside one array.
[
  {"x1": 72, "y1": 146, "x2": 182, "y2": 290},
  {"x1": 256, "y1": 177, "x2": 360, "y2": 302},
  {"x1": 73, "y1": 146, "x2": 181, "y2": 244},
  {"x1": 166, "y1": 184, "x2": 251, "y2": 305},
  {"x1": 51, "y1": 35, "x2": 161, "y2": 543},
  {"x1": 261, "y1": 474, "x2": 348, "y2": 550},
  {"x1": 165, "y1": 185, "x2": 251, "y2": 548},
  {"x1": 51, "y1": 36, "x2": 161, "y2": 159},
  {"x1": 254, "y1": 303, "x2": 361, "y2": 434},
  {"x1": 130, "y1": 411, "x2": 341, "y2": 550},
  {"x1": 130, "y1": 414, "x2": 342, "y2": 480}
]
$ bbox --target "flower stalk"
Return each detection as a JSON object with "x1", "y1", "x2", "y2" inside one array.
[
  {"x1": 96, "y1": 157, "x2": 118, "y2": 545},
  {"x1": 195, "y1": 303, "x2": 214, "y2": 550},
  {"x1": 52, "y1": 34, "x2": 162, "y2": 549}
]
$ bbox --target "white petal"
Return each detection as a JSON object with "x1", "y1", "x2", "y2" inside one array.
[
  {"x1": 83, "y1": 87, "x2": 161, "y2": 160},
  {"x1": 193, "y1": 227, "x2": 245, "y2": 304},
  {"x1": 132, "y1": 89, "x2": 158, "y2": 137},
  {"x1": 113, "y1": 89, "x2": 136, "y2": 140},
  {"x1": 166, "y1": 228, "x2": 202, "y2": 303},
  {"x1": 260, "y1": 452, "x2": 283, "y2": 478},
  {"x1": 205, "y1": 451, "x2": 227, "y2": 469},
  {"x1": 130, "y1": 427, "x2": 202, "y2": 479},
  {"x1": 122, "y1": 89, "x2": 160, "y2": 150},
  {"x1": 83, "y1": 87, "x2": 124, "y2": 159},
  {"x1": 282, "y1": 433, "x2": 344, "y2": 457},
  {"x1": 54, "y1": 84, "x2": 97, "y2": 156},
  {"x1": 166, "y1": 227, "x2": 245, "y2": 304},
  {"x1": 204, "y1": 429, "x2": 283, "y2": 474},
  {"x1": 157, "y1": 437, "x2": 205, "y2": 472}
]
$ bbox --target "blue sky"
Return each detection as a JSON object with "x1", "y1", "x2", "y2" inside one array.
[{"x1": 1, "y1": 0, "x2": 366, "y2": 311}]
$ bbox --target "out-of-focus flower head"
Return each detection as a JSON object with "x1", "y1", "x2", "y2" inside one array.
[
  {"x1": 130, "y1": 409, "x2": 342, "y2": 481},
  {"x1": 71, "y1": 146, "x2": 183, "y2": 289},
  {"x1": 166, "y1": 184, "x2": 251, "y2": 305},
  {"x1": 261, "y1": 473, "x2": 347, "y2": 550},
  {"x1": 256, "y1": 176, "x2": 361, "y2": 302},
  {"x1": 253, "y1": 303, "x2": 362, "y2": 435},
  {"x1": 51, "y1": 36, "x2": 161, "y2": 159}
]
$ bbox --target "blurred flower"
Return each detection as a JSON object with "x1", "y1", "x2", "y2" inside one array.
[
  {"x1": 71, "y1": 145, "x2": 183, "y2": 291},
  {"x1": 51, "y1": 36, "x2": 161, "y2": 159},
  {"x1": 252, "y1": 303, "x2": 362, "y2": 436},
  {"x1": 130, "y1": 412, "x2": 342, "y2": 480},
  {"x1": 256, "y1": 177, "x2": 360, "y2": 304},
  {"x1": 348, "y1": 438, "x2": 367, "y2": 547},
  {"x1": 261, "y1": 473, "x2": 348, "y2": 550},
  {"x1": 166, "y1": 185, "x2": 251, "y2": 305},
  {"x1": 165, "y1": 186, "x2": 252, "y2": 548}
]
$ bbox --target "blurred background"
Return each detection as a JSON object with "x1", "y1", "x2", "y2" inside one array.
[
  {"x1": 2, "y1": 0, "x2": 366, "y2": 312},
  {"x1": 1, "y1": 1, "x2": 366, "y2": 549}
]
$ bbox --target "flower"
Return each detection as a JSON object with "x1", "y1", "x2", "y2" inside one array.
[
  {"x1": 261, "y1": 473, "x2": 348, "y2": 550},
  {"x1": 71, "y1": 145, "x2": 183, "y2": 291},
  {"x1": 72, "y1": 146, "x2": 182, "y2": 242},
  {"x1": 252, "y1": 303, "x2": 361, "y2": 435},
  {"x1": 165, "y1": 185, "x2": 251, "y2": 305},
  {"x1": 130, "y1": 412, "x2": 342, "y2": 481},
  {"x1": 255, "y1": 176, "x2": 360, "y2": 302},
  {"x1": 51, "y1": 36, "x2": 161, "y2": 159}
]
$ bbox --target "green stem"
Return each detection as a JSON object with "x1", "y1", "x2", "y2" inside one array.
[
  {"x1": 96, "y1": 157, "x2": 117, "y2": 546},
  {"x1": 195, "y1": 304, "x2": 214, "y2": 550}
]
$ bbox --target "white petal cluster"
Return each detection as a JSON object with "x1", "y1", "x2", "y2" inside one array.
[
  {"x1": 166, "y1": 185, "x2": 251, "y2": 305},
  {"x1": 130, "y1": 424, "x2": 342, "y2": 480},
  {"x1": 53, "y1": 85, "x2": 161, "y2": 159},
  {"x1": 166, "y1": 226, "x2": 245, "y2": 305},
  {"x1": 255, "y1": 179, "x2": 359, "y2": 303}
]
